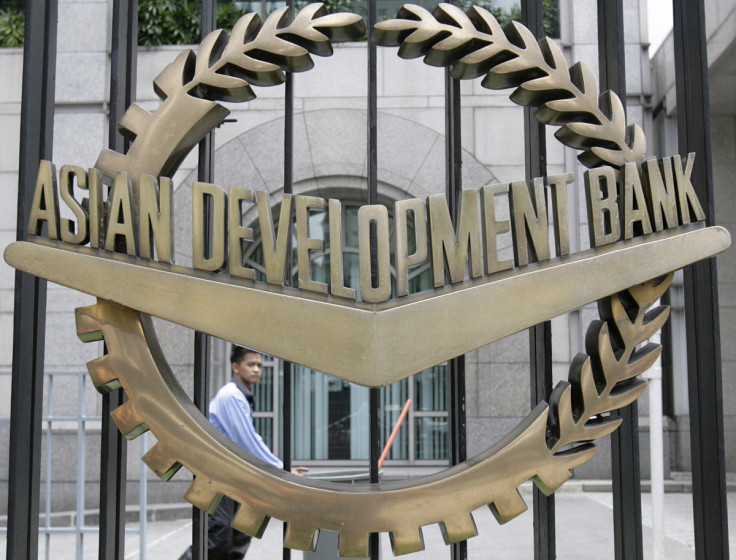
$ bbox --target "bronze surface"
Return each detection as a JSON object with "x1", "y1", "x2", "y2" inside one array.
[
  {"x1": 71, "y1": 271, "x2": 669, "y2": 555},
  {"x1": 4, "y1": 225, "x2": 730, "y2": 387}
]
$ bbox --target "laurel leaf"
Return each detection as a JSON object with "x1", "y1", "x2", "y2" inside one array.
[
  {"x1": 490, "y1": 55, "x2": 537, "y2": 77},
  {"x1": 628, "y1": 124, "x2": 647, "y2": 160},
  {"x1": 502, "y1": 20, "x2": 535, "y2": 50},
  {"x1": 312, "y1": 12, "x2": 365, "y2": 42},
  {"x1": 197, "y1": 29, "x2": 229, "y2": 75},
  {"x1": 556, "y1": 123, "x2": 611, "y2": 149},
  {"x1": 539, "y1": 37, "x2": 567, "y2": 71},
  {"x1": 432, "y1": 29, "x2": 475, "y2": 52},
  {"x1": 604, "y1": 380, "x2": 647, "y2": 411},
  {"x1": 154, "y1": 50, "x2": 196, "y2": 100},
  {"x1": 580, "y1": 416, "x2": 622, "y2": 441},
  {"x1": 452, "y1": 43, "x2": 510, "y2": 80},
  {"x1": 436, "y1": 2, "x2": 475, "y2": 30},
  {"x1": 467, "y1": 5, "x2": 505, "y2": 37},
  {"x1": 626, "y1": 343, "x2": 662, "y2": 379},
  {"x1": 372, "y1": 18, "x2": 422, "y2": 42},
  {"x1": 230, "y1": 12, "x2": 261, "y2": 44},
  {"x1": 569, "y1": 61, "x2": 598, "y2": 96}
]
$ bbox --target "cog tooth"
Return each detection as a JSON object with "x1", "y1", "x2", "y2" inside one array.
[
  {"x1": 85, "y1": 356, "x2": 122, "y2": 393},
  {"x1": 440, "y1": 513, "x2": 477, "y2": 544},
  {"x1": 337, "y1": 530, "x2": 370, "y2": 558},
  {"x1": 75, "y1": 305, "x2": 104, "y2": 343},
  {"x1": 232, "y1": 501, "x2": 271, "y2": 538},
  {"x1": 489, "y1": 490, "x2": 528, "y2": 524},
  {"x1": 390, "y1": 526, "x2": 425, "y2": 556},
  {"x1": 110, "y1": 401, "x2": 148, "y2": 439},
  {"x1": 142, "y1": 442, "x2": 182, "y2": 481},
  {"x1": 283, "y1": 522, "x2": 318, "y2": 552},
  {"x1": 184, "y1": 476, "x2": 223, "y2": 514}
]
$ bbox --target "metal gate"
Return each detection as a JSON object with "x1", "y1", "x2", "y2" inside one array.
[{"x1": 5, "y1": 0, "x2": 730, "y2": 559}]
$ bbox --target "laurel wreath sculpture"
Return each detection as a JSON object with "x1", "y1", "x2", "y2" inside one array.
[
  {"x1": 373, "y1": 3, "x2": 646, "y2": 169},
  {"x1": 75, "y1": 3, "x2": 674, "y2": 556}
]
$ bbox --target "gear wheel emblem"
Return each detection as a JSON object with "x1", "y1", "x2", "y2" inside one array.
[{"x1": 10, "y1": 2, "x2": 716, "y2": 557}]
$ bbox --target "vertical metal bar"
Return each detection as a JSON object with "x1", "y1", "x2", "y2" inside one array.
[
  {"x1": 192, "y1": 332, "x2": 210, "y2": 560},
  {"x1": 520, "y1": 1, "x2": 555, "y2": 557},
  {"x1": 77, "y1": 372, "x2": 87, "y2": 560},
  {"x1": 45, "y1": 375, "x2": 54, "y2": 560},
  {"x1": 597, "y1": 2, "x2": 643, "y2": 559},
  {"x1": 7, "y1": 1, "x2": 57, "y2": 559},
  {"x1": 445, "y1": 35, "x2": 467, "y2": 560},
  {"x1": 672, "y1": 2, "x2": 730, "y2": 558},
  {"x1": 100, "y1": 2, "x2": 137, "y2": 559},
  {"x1": 191, "y1": 2, "x2": 216, "y2": 558},
  {"x1": 99, "y1": 389, "x2": 127, "y2": 560},
  {"x1": 140, "y1": 432, "x2": 148, "y2": 560},
  {"x1": 367, "y1": 0, "x2": 380, "y2": 557},
  {"x1": 282, "y1": 2, "x2": 295, "y2": 558}
]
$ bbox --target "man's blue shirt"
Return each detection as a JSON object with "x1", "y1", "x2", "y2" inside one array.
[{"x1": 209, "y1": 378, "x2": 283, "y2": 469}]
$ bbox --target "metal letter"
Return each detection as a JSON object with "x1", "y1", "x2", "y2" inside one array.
[
  {"x1": 547, "y1": 173, "x2": 573, "y2": 257},
  {"x1": 394, "y1": 198, "x2": 428, "y2": 297},
  {"x1": 673, "y1": 153, "x2": 706, "y2": 224},
  {"x1": 481, "y1": 183, "x2": 514, "y2": 274},
  {"x1": 228, "y1": 187, "x2": 256, "y2": 281},
  {"x1": 585, "y1": 166, "x2": 621, "y2": 247},
  {"x1": 105, "y1": 172, "x2": 138, "y2": 257},
  {"x1": 88, "y1": 168, "x2": 105, "y2": 250},
  {"x1": 329, "y1": 199, "x2": 357, "y2": 300},
  {"x1": 643, "y1": 157, "x2": 678, "y2": 231},
  {"x1": 296, "y1": 195, "x2": 328, "y2": 295},
  {"x1": 510, "y1": 178, "x2": 550, "y2": 266},
  {"x1": 59, "y1": 165, "x2": 89, "y2": 245},
  {"x1": 257, "y1": 190, "x2": 292, "y2": 286},
  {"x1": 622, "y1": 162, "x2": 653, "y2": 240},
  {"x1": 27, "y1": 160, "x2": 59, "y2": 239},
  {"x1": 192, "y1": 181, "x2": 227, "y2": 272},
  {"x1": 358, "y1": 204, "x2": 391, "y2": 304},
  {"x1": 139, "y1": 175, "x2": 174, "y2": 263},
  {"x1": 428, "y1": 191, "x2": 483, "y2": 287}
]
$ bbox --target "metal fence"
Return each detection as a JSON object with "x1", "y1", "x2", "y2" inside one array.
[
  {"x1": 6, "y1": 1, "x2": 730, "y2": 560},
  {"x1": 1, "y1": 370, "x2": 150, "y2": 560}
]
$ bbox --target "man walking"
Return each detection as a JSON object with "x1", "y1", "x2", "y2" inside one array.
[{"x1": 179, "y1": 345, "x2": 306, "y2": 559}]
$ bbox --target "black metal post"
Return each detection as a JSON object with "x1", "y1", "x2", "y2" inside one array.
[
  {"x1": 191, "y1": 4, "x2": 217, "y2": 558},
  {"x1": 444, "y1": 65, "x2": 467, "y2": 560},
  {"x1": 99, "y1": 2, "x2": 137, "y2": 559},
  {"x1": 597, "y1": 2, "x2": 643, "y2": 558},
  {"x1": 672, "y1": 2, "x2": 730, "y2": 558},
  {"x1": 7, "y1": 3, "x2": 58, "y2": 559},
  {"x1": 282, "y1": 1, "x2": 295, "y2": 556},
  {"x1": 367, "y1": 0, "x2": 381, "y2": 557},
  {"x1": 520, "y1": 1, "x2": 555, "y2": 557}
]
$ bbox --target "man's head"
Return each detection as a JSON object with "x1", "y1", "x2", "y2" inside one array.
[{"x1": 231, "y1": 345, "x2": 263, "y2": 390}]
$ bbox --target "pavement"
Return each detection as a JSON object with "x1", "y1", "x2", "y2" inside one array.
[{"x1": 5, "y1": 485, "x2": 734, "y2": 560}]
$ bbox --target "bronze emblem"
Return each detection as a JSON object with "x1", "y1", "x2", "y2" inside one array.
[{"x1": 3, "y1": 3, "x2": 731, "y2": 557}]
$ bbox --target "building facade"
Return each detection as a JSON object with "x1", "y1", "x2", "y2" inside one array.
[{"x1": 0, "y1": 0, "x2": 732, "y2": 524}]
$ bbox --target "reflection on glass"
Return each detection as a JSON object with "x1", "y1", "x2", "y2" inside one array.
[
  {"x1": 254, "y1": 417, "x2": 274, "y2": 451},
  {"x1": 415, "y1": 416, "x2": 448, "y2": 460},
  {"x1": 253, "y1": 365, "x2": 273, "y2": 412},
  {"x1": 414, "y1": 366, "x2": 446, "y2": 412}
]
